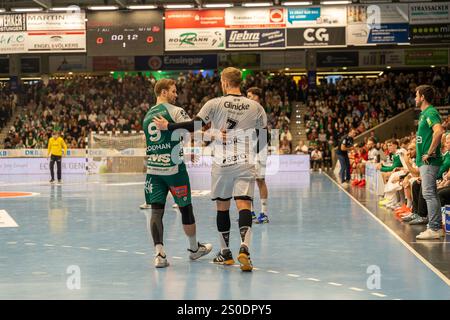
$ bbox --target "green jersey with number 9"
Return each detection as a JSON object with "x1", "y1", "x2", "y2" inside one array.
[{"x1": 143, "y1": 103, "x2": 191, "y2": 175}]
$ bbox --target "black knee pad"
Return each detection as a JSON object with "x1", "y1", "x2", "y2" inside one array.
[
  {"x1": 238, "y1": 209, "x2": 252, "y2": 228},
  {"x1": 151, "y1": 203, "x2": 165, "y2": 210},
  {"x1": 179, "y1": 204, "x2": 195, "y2": 225},
  {"x1": 217, "y1": 210, "x2": 230, "y2": 232},
  {"x1": 150, "y1": 207, "x2": 165, "y2": 245}
]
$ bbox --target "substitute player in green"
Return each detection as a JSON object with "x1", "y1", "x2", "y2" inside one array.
[
  {"x1": 415, "y1": 85, "x2": 445, "y2": 240},
  {"x1": 142, "y1": 78, "x2": 212, "y2": 268}
]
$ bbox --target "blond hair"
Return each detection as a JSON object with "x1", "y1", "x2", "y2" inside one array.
[{"x1": 221, "y1": 67, "x2": 242, "y2": 88}]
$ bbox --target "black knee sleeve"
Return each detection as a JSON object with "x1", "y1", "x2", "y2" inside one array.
[
  {"x1": 217, "y1": 210, "x2": 230, "y2": 232},
  {"x1": 179, "y1": 204, "x2": 195, "y2": 225},
  {"x1": 238, "y1": 209, "x2": 252, "y2": 229},
  {"x1": 150, "y1": 207, "x2": 164, "y2": 245}
]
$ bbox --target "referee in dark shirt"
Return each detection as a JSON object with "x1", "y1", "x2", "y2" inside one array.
[{"x1": 336, "y1": 128, "x2": 357, "y2": 186}]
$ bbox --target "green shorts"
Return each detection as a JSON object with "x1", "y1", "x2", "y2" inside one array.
[{"x1": 144, "y1": 170, "x2": 192, "y2": 207}]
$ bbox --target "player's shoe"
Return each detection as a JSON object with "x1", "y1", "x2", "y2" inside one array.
[
  {"x1": 49, "y1": 179, "x2": 55, "y2": 183},
  {"x1": 237, "y1": 245, "x2": 253, "y2": 272},
  {"x1": 57, "y1": 180, "x2": 62, "y2": 184},
  {"x1": 140, "y1": 203, "x2": 151, "y2": 210},
  {"x1": 255, "y1": 213, "x2": 269, "y2": 224},
  {"x1": 212, "y1": 249, "x2": 235, "y2": 265},
  {"x1": 188, "y1": 242, "x2": 213, "y2": 260},
  {"x1": 154, "y1": 253, "x2": 169, "y2": 268},
  {"x1": 251, "y1": 211, "x2": 257, "y2": 221}
]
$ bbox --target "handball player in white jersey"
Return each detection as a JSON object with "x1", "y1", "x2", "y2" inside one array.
[{"x1": 153, "y1": 67, "x2": 268, "y2": 271}]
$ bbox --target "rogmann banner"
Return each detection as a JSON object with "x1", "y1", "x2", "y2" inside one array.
[
  {"x1": 347, "y1": 4, "x2": 409, "y2": 45},
  {"x1": 225, "y1": 29, "x2": 285, "y2": 50}
]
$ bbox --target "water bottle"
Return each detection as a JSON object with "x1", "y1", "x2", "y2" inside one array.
[{"x1": 446, "y1": 205, "x2": 450, "y2": 234}]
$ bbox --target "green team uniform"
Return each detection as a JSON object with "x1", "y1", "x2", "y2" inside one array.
[
  {"x1": 143, "y1": 102, "x2": 192, "y2": 207},
  {"x1": 416, "y1": 105, "x2": 442, "y2": 167},
  {"x1": 381, "y1": 153, "x2": 402, "y2": 172},
  {"x1": 438, "y1": 151, "x2": 450, "y2": 179}
]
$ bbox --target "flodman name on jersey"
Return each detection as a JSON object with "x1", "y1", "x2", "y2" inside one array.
[
  {"x1": 224, "y1": 101, "x2": 250, "y2": 111},
  {"x1": 146, "y1": 142, "x2": 171, "y2": 153}
]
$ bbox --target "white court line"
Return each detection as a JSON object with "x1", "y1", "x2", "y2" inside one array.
[
  {"x1": 371, "y1": 292, "x2": 387, "y2": 298},
  {"x1": 104, "y1": 182, "x2": 144, "y2": 186},
  {"x1": 97, "y1": 248, "x2": 110, "y2": 251},
  {"x1": 134, "y1": 252, "x2": 146, "y2": 255},
  {"x1": 349, "y1": 287, "x2": 365, "y2": 292},
  {"x1": 306, "y1": 278, "x2": 321, "y2": 282},
  {"x1": 24, "y1": 243, "x2": 36, "y2": 246},
  {"x1": 253, "y1": 267, "x2": 260, "y2": 271},
  {"x1": 411, "y1": 241, "x2": 450, "y2": 244},
  {"x1": 0, "y1": 210, "x2": 19, "y2": 227},
  {"x1": 324, "y1": 173, "x2": 450, "y2": 288},
  {"x1": 287, "y1": 274, "x2": 300, "y2": 278},
  {"x1": 7, "y1": 241, "x2": 17, "y2": 245},
  {"x1": 61, "y1": 245, "x2": 73, "y2": 248},
  {"x1": 80, "y1": 247, "x2": 91, "y2": 250},
  {"x1": 267, "y1": 270, "x2": 280, "y2": 274},
  {"x1": 44, "y1": 244, "x2": 55, "y2": 247},
  {"x1": 116, "y1": 250, "x2": 128, "y2": 253},
  {"x1": 172, "y1": 256, "x2": 182, "y2": 260},
  {"x1": 328, "y1": 282, "x2": 343, "y2": 286}
]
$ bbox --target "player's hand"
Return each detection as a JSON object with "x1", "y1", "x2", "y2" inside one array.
[
  {"x1": 153, "y1": 116, "x2": 169, "y2": 130},
  {"x1": 422, "y1": 154, "x2": 430, "y2": 164}
]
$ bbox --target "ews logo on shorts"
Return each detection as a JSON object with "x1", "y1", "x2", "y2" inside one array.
[{"x1": 170, "y1": 185, "x2": 188, "y2": 198}]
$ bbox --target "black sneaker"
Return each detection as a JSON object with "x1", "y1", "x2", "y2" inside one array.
[
  {"x1": 237, "y1": 245, "x2": 253, "y2": 272},
  {"x1": 49, "y1": 179, "x2": 55, "y2": 183},
  {"x1": 212, "y1": 249, "x2": 235, "y2": 265}
]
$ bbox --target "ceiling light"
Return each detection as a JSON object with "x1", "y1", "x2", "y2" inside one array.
[
  {"x1": 11, "y1": 7, "x2": 43, "y2": 12},
  {"x1": 164, "y1": 4, "x2": 195, "y2": 9},
  {"x1": 242, "y1": 2, "x2": 273, "y2": 7},
  {"x1": 281, "y1": 1, "x2": 313, "y2": 5},
  {"x1": 320, "y1": 1, "x2": 351, "y2": 5},
  {"x1": 203, "y1": 3, "x2": 234, "y2": 8},
  {"x1": 126, "y1": 5, "x2": 158, "y2": 10},
  {"x1": 87, "y1": 6, "x2": 119, "y2": 11}
]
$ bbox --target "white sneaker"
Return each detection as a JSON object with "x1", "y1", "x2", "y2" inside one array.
[
  {"x1": 416, "y1": 228, "x2": 444, "y2": 240},
  {"x1": 154, "y1": 253, "x2": 169, "y2": 268},
  {"x1": 341, "y1": 182, "x2": 349, "y2": 187},
  {"x1": 140, "y1": 203, "x2": 151, "y2": 210},
  {"x1": 188, "y1": 242, "x2": 213, "y2": 260}
]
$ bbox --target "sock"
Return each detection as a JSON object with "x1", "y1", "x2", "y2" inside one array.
[
  {"x1": 155, "y1": 244, "x2": 165, "y2": 257},
  {"x1": 261, "y1": 199, "x2": 267, "y2": 215},
  {"x1": 188, "y1": 235, "x2": 198, "y2": 252},
  {"x1": 217, "y1": 210, "x2": 230, "y2": 252},
  {"x1": 250, "y1": 201, "x2": 254, "y2": 213},
  {"x1": 407, "y1": 198, "x2": 412, "y2": 208},
  {"x1": 239, "y1": 209, "x2": 252, "y2": 248}
]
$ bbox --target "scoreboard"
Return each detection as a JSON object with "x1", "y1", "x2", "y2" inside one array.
[{"x1": 86, "y1": 11, "x2": 163, "y2": 56}]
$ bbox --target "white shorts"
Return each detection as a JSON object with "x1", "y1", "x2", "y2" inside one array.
[
  {"x1": 255, "y1": 160, "x2": 266, "y2": 179},
  {"x1": 211, "y1": 166, "x2": 256, "y2": 201}
]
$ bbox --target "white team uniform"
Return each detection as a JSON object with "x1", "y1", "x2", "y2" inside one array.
[{"x1": 197, "y1": 94, "x2": 268, "y2": 200}]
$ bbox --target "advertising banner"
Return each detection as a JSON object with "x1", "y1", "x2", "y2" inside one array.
[
  {"x1": 0, "y1": 158, "x2": 87, "y2": 175},
  {"x1": 92, "y1": 56, "x2": 134, "y2": 71},
  {"x1": 135, "y1": 54, "x2": 218, "y2": 71},
  {"x1": 405, "y1": 49, "x2": 449, "y2": 65},
  {"x1": 347, "y1": 4, "x2": 409, "y2": 45},
  {"x1": 0, "y1": 57, "x2": 8, "y2": 73},
  {"x1": 218, "y1": 53, "x2": 260, "y2": 68},
  {"x1": 409, "y1": 2, "x2": 450, "y2": 25},
  {"x1": 49, "y1": 55, "x2": 93, "y2": 73},
  {"x1": 0, "y1": 12, "x2": 86, "y2": 53},
  {"x1": 165, "y1": 10, "x2": 225, "y2": 29},
  {"x1": 317, "y1": 51, "x2": 359, "y2": 68},
  {"x1": 165, "y1": 28, "x2": 225, "y2": 51},
  {"x1": 20, "y1": 57, "x2": 40, "y2": 73},
  {"x1": 261, "y1": 51, "x2": 306, "y2": 69},
  {"x1": 410, "y1": 23, "x2": 450, "y2": 44},
  {"x1": 359, "y1": 49, "x2": 404, "y2": 67},
  {"x1": 286, "y1": 27, "x2": 346, "y2": 48},
  {"x1": 286, "y1": 6, "x2": 347, "y2": 27},
  {"x1": 0, "y1": 13, "x2": 26, "y2": 32},
  {"x1": 225, "y1": 8, "x2": 286, "y2": 28},
  {"x1": 225, "y1": 28, "x2": 285, "y2": 50}
]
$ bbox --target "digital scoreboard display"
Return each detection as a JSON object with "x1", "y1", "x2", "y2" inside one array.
[{"x1": 86, "y1": 11, "x2": 163, "y2": 56}]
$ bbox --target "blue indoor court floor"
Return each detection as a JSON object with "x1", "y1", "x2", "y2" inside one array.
[{"x1": 1, "y1": 172, "x2": 450, "y2": 300}]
